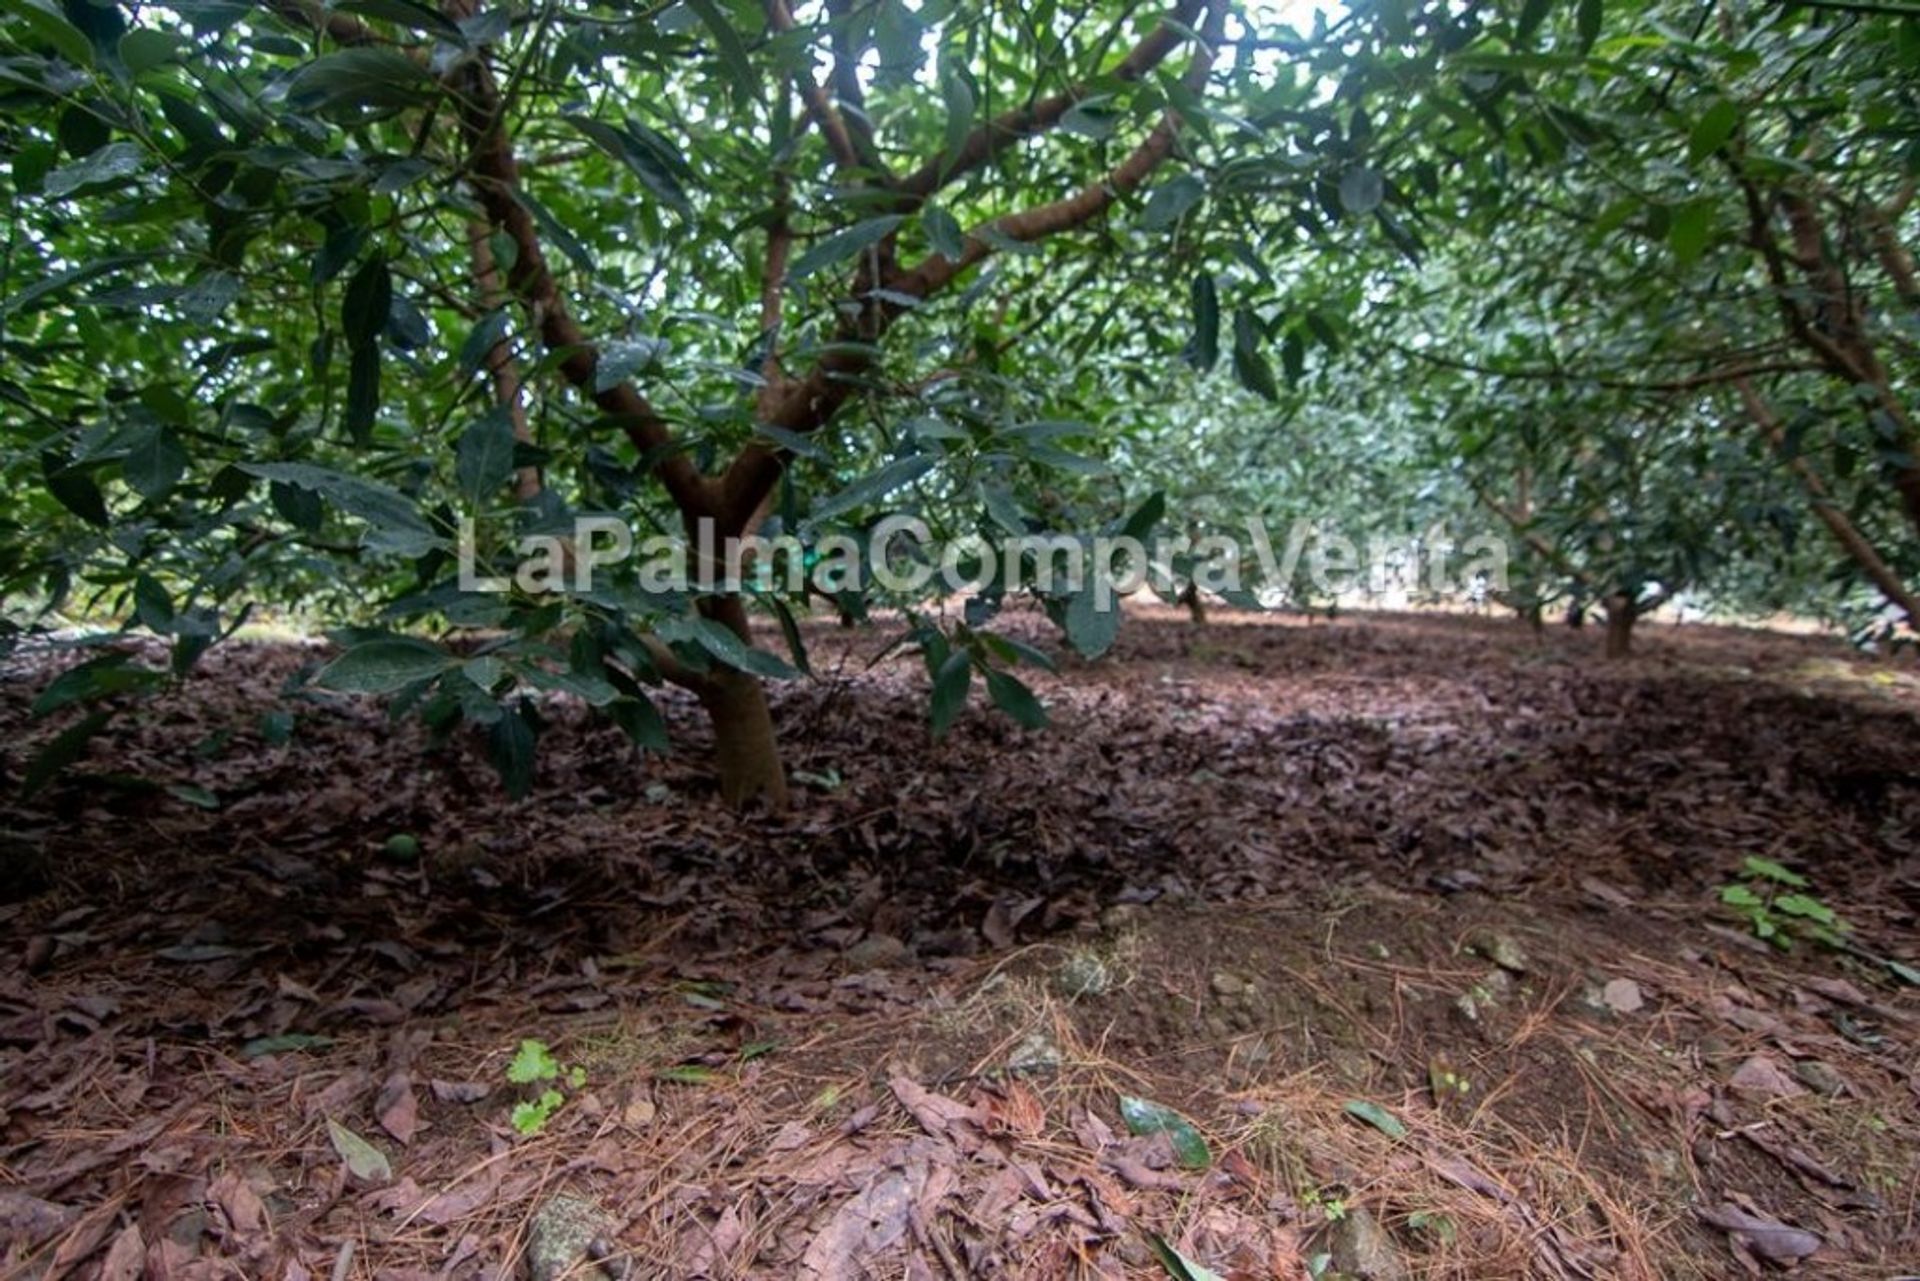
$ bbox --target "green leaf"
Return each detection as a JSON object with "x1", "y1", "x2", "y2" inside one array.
[
  {"x1": 32, "y1": 653, "x2": 163, "y2": 716},
  {"x1": 239, "y1": 462, "x2": 440, "y2": 554},
  {"x1": 686, "y1": 0, "x2": 760, "y2": 105},
  {"x1": 459, "y1": 310, "x2": 511, "y2": 378},
  {"x1": 286, "y1": 48, "x2": 431, "y2": 113},
  {"x1": 1140, "y1": 172, "x2": 1206, "y2": 230},
  {"x1": 342, "y1": 256, "x2": 392, "y2": 350},
  {"x1": 1774, "y1": 893, "x2": 1838, "y2": 926},
  {"x1": 1143, "y1": 1234, "x2": 1227, "y2": 1281},
  {"x1": 923, "y1": 203, "x2": 966, "y2": 262},
  {"x1": 1517, "y1": 0, "x2": 1556, "y2": 43},
  {"x1": 317, "y1": 636, "x2": 454, "y2": 694},
  {"x1": 930, "y1": 650, "x2": 972, "y2": 737},
  {"x1": 1667, "y1": 199, "x2": 1714, "y2": 265},
  {"x1": 1576, "y1": 0, "x2": 1603, "y2": 49},
  {"x1": 609, "y1": 695, "x2": 670, "y2": 752},
  {"x1": 566, "y1": 115, "x2": 692, "y2": 215},
  {"x1": 346, "y1": 343, "x2": 380, "y2": 445},
  {"x1": 325, "y1": 1119, "x2": 392, "y2": 1183},
  {"x1": 516, "y1": 188, "x2": 594, "y2": 275},
  {"x1": 44, "y1": 141, "x2": 142, "y2": 198},
  {"x1": 42, "y1": 453, "x2": 109, "y2": 526},
  {"x1": 21, "y1": 708, "x2": 113, "y2": 797},
  {"x1": 753, "y1": 423, "x2": 828, "y2": 461},
  {"x1": 489, "y1": 702, "x2": 538, "y2": 798},
  {"x1": 120, "y1": 28, "x2": 184, "y2": 74},
  {"x1": 1231, "y1": 308, "x2": 1279, "y2": 402},
  {"x1": 1337, "y1": 165, "x2": 1384, "y2": 215},
  {"x1": 667, "y1": 616, "x2": 798, "y2": 679},
  {"x1": 1183, "y1": 272, "x2": 1219, "y2": 372},
  {"x1": 1120, "y1": 491, "x2": 1166, "y2": 542},
  {"x1": 985, "y1": 669, "x2": 1047, "y2": 728},
  {"x1": 1118, "y1": 1096, "x2": 1211, "y2": 1169},
  {"x1": 1741, "y1": 855, "x2": 1808, "y2": 888},
  {"x1": 939, "y1": 64, "x2": 975, "y2": 175},
  {"x1": 1688, "y1": 99, "x2": 1740, "y2": 164},
  {"x1": 507, "y1": 1038, "x2": 560, "y2": 1083},
  {"x1": 1064, "y1": 582, "x2": 1121, "y2": 659},
  {"x1": 0, "y1": 0, "x2": 95, "y2": 65},
  {"x1": 240, "y1": 1033, "x2": 335, "y2": 1058},
  {"x1": 455, "y1": 408, "x2": 518, "y2": 503},
  {"x1": 1342, "y1": 1099, "x2": 1408, "y2": 1139},
  {"x1": 808, "y1": 453, "x2": 935, "y2": 524},
  {"x1": 123, "y1": 426, "x2": 188, "y2": 499},
  {"x1": 336, "y1": 0, "x2": 468, "y2": 43},
  {"x1": 655, "y1": 1064, "x2": 717, "y2": 1084},
  {"x1": 789, "y1": 215, "x2": 905, "y2": 281}
]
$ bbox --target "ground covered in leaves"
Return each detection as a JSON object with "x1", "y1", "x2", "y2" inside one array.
[{"x1": 2, "y1": 608, "x2": 1917, "y2": 1279}]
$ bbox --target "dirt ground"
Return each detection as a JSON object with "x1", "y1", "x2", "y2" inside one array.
[{"x1": 1, "y1": 607, "x2": 1917, "y2": 1279}]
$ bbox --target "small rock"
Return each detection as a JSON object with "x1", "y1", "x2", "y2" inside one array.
[
  {"x1": 527, "y1": 1194, "x2": 617, "y2": 1281},
  {"x1": 622, "y1": 1092, "x2": 657, "y2": 1128},
  {"x1": 1325, "y1": 1207, "x2": 1408, "y2": 1281},
  {"x1": 1055, "y1": 951, "x2": 1112, "y2": 998},
  {"x1": 1793, "y1": 1059, "x2": 1847, "y2": 1097},
  {"x1": 1009, "y1": 1027, "x2": 1060, "y2": 1074},
  {"x1": 1601, "y1": 978, "x2": 1644, "y2": 1014},
  {"x1": 1210, "y1": 971, "x2": 1248, "y2": 998},
  {"x1": 1729, "y1": 1053, "x2": 1806, "y2": 1099},
  {"x1": 845, "y1": 934, "x2": 910, "y2": 970},
  {"x1": 1100, "y1": 903, "x2": 1147, "y2": 931},
  {"x1": 1466, "y1": 930, "x2": 1528, "y2": 974}
]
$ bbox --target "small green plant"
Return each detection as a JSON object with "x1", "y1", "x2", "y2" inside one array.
[
  {"x1": 506, "y1": 1038, "x2": 587, "y2": 1136},
  {"x1": 1407, "y1": 1209, "x2": 1458, "y2": 1245},
  {"x1": 1719, "y1": 857, "x2": 1850, "y2": 950}
]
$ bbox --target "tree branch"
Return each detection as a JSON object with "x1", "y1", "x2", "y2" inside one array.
[
  {"x1": 765, "y1": 0, "x2": 870, "y2": 176},
  {"x1": 713, "y1": 0, "x2": 1225, "y2": 528},
  {"x1": 895, "y1": 0, "x2": 1205, "y2": 202},
  {"x1": 464, "y1": 220, "x2": 542, "y2": 501},
  {"x1": 1735, "y1": 377, "x2": 1919, "y2": 626},
  {"x1": 446, "y1": 38, "x2": 712, "y2": 520}
]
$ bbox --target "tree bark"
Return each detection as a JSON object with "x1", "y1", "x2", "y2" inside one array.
[
  {"x1": 1178, "y1": 582, "x2": 1207, "y2": 624},
  {"x1": 1603, "y1": 593, "x2": 1636, "y2": 659},
  {"x1": 699, "y1": 669, "x2": 789, "y2": 808}
]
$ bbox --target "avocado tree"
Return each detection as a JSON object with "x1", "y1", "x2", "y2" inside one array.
[{"x1": 2, "y1": 0, "x2": 1274, "y2": 807}]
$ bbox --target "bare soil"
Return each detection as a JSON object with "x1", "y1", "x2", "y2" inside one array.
[{"x1": 2, "y1": 608, "x2": 1916, "y2": 1278}]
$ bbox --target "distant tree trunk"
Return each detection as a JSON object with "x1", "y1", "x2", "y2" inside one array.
[
  {"x1": 1521, "y1": 601, "x2": 1544, "y2": 635},
  {"x1": 1178, "y1": 581, "x2": 1207, "y2": 624},
  {"x1": 1603, "y1": 593, "x2": 1636, "y2": 659}
]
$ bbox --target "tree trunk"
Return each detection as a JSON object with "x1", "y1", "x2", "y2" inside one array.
[
  {"x1": 1179, "y1": 582, "x2": 1207, "y2": 624},
  {"x1": 699, "y1": 669, "x2": 789, "y2": 809},
  {"x1": 1521, "y1": 601, "x2": 1544, "y2": 635},
  {"x1": 1603, "y1": 594, "x2": 1636, "y2": 659},
  {"x1": 692, "y1": 593, "x2": 789, "y2": 809}
]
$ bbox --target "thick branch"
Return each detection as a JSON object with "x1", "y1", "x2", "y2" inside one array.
[
  {"x1": 448, "y1": 49, "x2": 712, "y2": 519},
  {"x1": 1735, "y1": 378, "x2": 1919, "y2": 625},
  {"x1": 714, "y1": 0, "x2": 1225, "y2": 527},
  {"x1": 765, "y1": 0, "x2": 868, "y2": 175},
  {"x1": 465, "y1": 220, "x2": 542, "y2": 501},
  {"x1": 896, "y1": 0, "x2": 1205, "y2": 201}
]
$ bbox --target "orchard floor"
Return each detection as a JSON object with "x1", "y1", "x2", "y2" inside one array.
[{"x1": 2, "y1": 607, "x2": 1918, "y2": 1280}]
